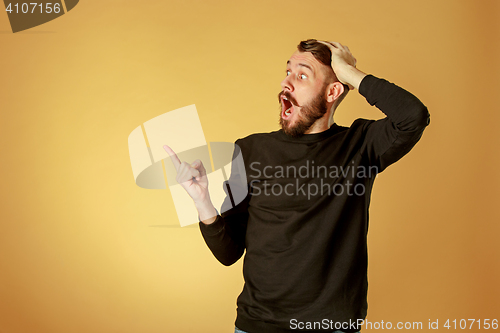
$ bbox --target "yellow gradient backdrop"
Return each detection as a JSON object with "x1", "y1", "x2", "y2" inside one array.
[{"x1": 0, "y1": 1, "x2": 499, "y2": 332}]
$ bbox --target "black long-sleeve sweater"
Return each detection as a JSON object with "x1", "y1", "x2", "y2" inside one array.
[{"x1": 199, "y1": 75, "x2": 430, "y2": 333}]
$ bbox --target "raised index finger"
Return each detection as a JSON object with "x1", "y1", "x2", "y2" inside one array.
[{"x1": 163, "y1": 145, "x2": 181, "y2": 171}]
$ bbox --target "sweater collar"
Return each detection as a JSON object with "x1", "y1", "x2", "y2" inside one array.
[{"x1": 276, "y1": 123, "x2": 341, "y2": 143}]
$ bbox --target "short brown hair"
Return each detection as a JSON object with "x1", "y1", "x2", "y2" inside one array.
[{"x1": 297, "y1": 39, "x2": 349, "y2": 107}]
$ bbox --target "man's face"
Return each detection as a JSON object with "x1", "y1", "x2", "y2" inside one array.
[{"x1": 278, "y1": 51, "x2": 330, "y2": 137}]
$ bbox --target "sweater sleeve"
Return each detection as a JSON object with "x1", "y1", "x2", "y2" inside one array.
[
  {"x1": 198, "y1": 139, "x2": 249, "y2": 266},
  {"x1": 357, "y1": 74, "x2": 430, "y2": 172}
]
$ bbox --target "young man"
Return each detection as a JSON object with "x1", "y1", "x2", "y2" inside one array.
[{"x1": 164, "y1": 39, "x2": 430, "y2": 333}]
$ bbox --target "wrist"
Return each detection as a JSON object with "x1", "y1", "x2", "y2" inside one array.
[
  {"x1": 337, "y1": 65, "x2": 366, "y2": 90},
  {"x1": 195, "y1": 199, "x2": 217, "y2": 224}
]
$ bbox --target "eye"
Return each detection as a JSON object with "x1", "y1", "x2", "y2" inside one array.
[
  {"x1": 299, "y1": 74, "x2": 307, "y2": 80},
  {"x1": 286, "y1": 70, "x2": 291, "y2": 76}
]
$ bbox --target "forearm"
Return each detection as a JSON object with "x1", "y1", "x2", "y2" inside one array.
[
  {"x1": 357, "y1": 74, "x2": 430, "y2": 171},
  {"x1": 199, "y1": 211, "x2": 247, "y2": 266},
  {"x1": 199, "y1": 174, "x2": 249, "y2": 266},
  {"x1": 359, "y1": 74, "x2": 430, "y2": 131}
]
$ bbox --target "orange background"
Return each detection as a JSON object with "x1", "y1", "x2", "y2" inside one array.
[{"x1": 0, "y1": 0, "x2": 499, "y2": 332}]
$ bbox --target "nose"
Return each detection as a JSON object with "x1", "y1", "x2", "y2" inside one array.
[{"x1": 281, "y1": 75, "x2": 294, "y2": 92}]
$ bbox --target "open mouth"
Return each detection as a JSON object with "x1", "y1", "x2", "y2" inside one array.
[{"x1": 281, "y1": 95, "x2": 294, "y2": 119}]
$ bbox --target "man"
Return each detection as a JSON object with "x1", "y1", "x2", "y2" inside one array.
[{"x1": 164, "y1": 39, "x2": 430, "y2": 333}]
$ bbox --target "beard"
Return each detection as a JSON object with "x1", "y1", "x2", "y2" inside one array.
[{"x1": 278, "y1": 86, "x2": 329, "y2": 138}]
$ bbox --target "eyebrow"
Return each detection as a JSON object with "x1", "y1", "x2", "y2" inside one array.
[{"x1": 286, "y1": 60, "x2": 314, "y2": 73}]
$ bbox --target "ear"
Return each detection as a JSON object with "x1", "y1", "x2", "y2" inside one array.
[{"x1": 325, "y1": 81, "x2": 345, "y2": 103}]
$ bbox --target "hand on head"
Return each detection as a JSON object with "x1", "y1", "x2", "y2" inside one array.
[{"x1": 317, "y1": 40, "x2": 358, "y2": 90}]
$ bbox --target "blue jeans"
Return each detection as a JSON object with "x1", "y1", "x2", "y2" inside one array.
[{"x1": 235, "y1": 327, "x2": 359, "y2": 333}]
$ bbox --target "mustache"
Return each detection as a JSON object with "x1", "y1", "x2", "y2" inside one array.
[{"x1": 278, "y1": 91, "x2": 300, "y2": 107}]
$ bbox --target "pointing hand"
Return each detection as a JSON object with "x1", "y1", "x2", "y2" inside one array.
[{"x1": 163, "y1": 145, "x2": 210, "y2": 205}]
